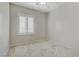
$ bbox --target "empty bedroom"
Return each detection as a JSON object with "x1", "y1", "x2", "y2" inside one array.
[{"x1": 0, "y1": 2, "x2": 79, "y2": 57}]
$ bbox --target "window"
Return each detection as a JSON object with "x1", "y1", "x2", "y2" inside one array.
[
  {"x1": 19, "y1": 16, "x2": 27, "y2": 34},
  {"x1": 17, "y1": 14, "x2": 34, "y2": 35},
  {"x1": 28, "y1": 16, "x2": 34, "y2": 33}
]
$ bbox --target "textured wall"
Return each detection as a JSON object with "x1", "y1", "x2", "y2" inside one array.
[
  {"x1": 10, "y1": 4, "x2": 48, "y2": 46},
  {"x1": 48, "y1": 2, "x2": 79, "y2": 50}
]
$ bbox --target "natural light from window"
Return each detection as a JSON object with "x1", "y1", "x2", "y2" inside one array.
[{"x1": 17, "y1": 14, "x2": 34, "y2": 35}]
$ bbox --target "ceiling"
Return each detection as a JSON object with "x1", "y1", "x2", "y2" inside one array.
[{"x1": 12, "y1": 2, "x2": 64, "y2": 13}]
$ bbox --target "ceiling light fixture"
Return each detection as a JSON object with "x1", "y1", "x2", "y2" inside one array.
[
  {"x1": 36, "y1": 2, "x2": 49, "y2": 8},
  {"x1": 36, "y1": 2, "x2": 47, "y2": 5},
  {"x1": 39, "y1": 2, "x2": 46, "y2": 5}
]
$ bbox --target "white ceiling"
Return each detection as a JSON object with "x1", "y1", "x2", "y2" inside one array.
[{"x1": 12, "y1": 2, "x2": 64, "y2": 13}]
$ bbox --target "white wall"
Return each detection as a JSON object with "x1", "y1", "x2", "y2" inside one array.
[
  {"x1": 48, "y1": 2, "x2": 79, "y2": 50},
  {"x1": 0, "y1": 3, "x2": 9, "y2": 56},
  {"x1": 10, "y1": 4, "x2": 48, "y2": 46}
]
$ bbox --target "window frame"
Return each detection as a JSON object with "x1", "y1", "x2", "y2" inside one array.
[{"x1": 16, "y1": 13, "x2": 34, "y2": 35}]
